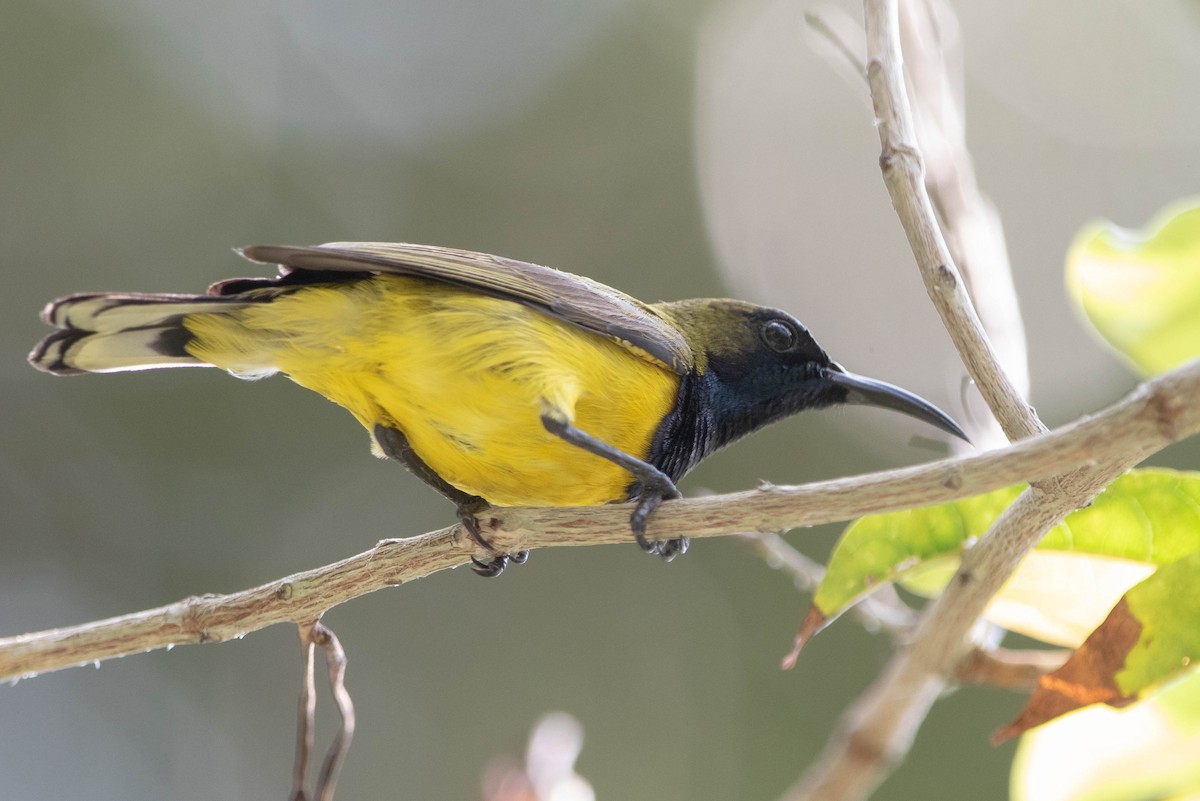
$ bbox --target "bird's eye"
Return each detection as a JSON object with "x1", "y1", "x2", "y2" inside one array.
[{"x1": 761, "y1": 319, "x2": 797, "y2": 353}]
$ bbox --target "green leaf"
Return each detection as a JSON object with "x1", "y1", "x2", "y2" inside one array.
[
  {"x1": 1010, "y1": 671, "x2": 1200, "y2": 801},
  {"x1": 813, "y1": 484, "x2": 1023, "y2": 613},
  {"x1": 795, "y1": 469, "x2": 1200, "y2": 650},
  {"x1": 1066, "y1": 197, "x2": 1200, "y2": 375},
  {"x1": 1118, "y1": 550, "x2": 1200, "y2": 696},
  {"x1": 997, "y1": 551, "x2": 1200, "y2": 741}
]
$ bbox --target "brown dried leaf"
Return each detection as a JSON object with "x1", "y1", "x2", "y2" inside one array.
[{"x1": 994, "y1": 599, "x2": 1142, "y2": 743}]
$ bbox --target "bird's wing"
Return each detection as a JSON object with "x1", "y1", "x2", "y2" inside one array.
[{"x1": 235, "y1": 242, "x2": 692, "y2": 374}]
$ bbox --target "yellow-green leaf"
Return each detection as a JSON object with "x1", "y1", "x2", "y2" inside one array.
[
  {"x1": 1118, "y1": 550, "x2": 1200, "y2": 695},
  {"x1": 997, "y1": 551, "x2": 1200, "y2": 741},
  {"x1": 794, "y1": 469, "x2": 1200, "y2": 651},
  {"x1": 1067, "y1": 197, "x2": 1200, "y2": 375},
  {"x1": 1010, "y1": 671, "x2": 1200, "y2": 801}
]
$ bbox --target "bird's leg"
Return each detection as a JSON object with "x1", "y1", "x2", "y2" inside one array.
[
  {"x1": 373, "y1": 424, "x2": 527, "y2": 577},
  {"x1": 539, "y1": 412, "x2": 689, "y2": 561}
]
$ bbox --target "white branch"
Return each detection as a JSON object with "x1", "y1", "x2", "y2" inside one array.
[
  {"x1": 865, "y1": 0, "x2": 1042, "y2": 442},
  {"x1": 899, "y1": 0, "x2": 1030, "y2": 404}
]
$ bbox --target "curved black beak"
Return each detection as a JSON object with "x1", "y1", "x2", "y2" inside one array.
[{"x1": 824, "y1": 364, "x2": 970, "y2": 443}]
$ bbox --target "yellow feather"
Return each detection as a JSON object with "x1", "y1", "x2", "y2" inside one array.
[{"x1": 184, "y1": 275, "x2": 680, "y2": 506}]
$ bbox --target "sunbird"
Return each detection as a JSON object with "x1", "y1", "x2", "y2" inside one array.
[{"x1": 30, "y1": 242, "x2": 966, "y2": 574}]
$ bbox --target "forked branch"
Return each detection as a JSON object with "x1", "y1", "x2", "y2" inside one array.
[{"x1": 780, "y1": 2, "x2": 1165, "y2": 800}]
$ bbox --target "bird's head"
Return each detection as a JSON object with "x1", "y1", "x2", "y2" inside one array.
[{"x1": 656, "y1": 299, "x2": 968, "y2": 450}]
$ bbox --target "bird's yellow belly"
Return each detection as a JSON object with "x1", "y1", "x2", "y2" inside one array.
[{"x1": 187, "y1": 276, "x2": 680, "y2": 506}]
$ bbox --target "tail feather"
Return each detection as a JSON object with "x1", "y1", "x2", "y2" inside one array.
[{"x1": 30, "y1": 292, "x2": 243, "y2": 375}]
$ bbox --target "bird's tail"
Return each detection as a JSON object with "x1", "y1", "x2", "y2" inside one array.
[{"x1": 29, "y1": 292, "x2": 250, "y2": 375}]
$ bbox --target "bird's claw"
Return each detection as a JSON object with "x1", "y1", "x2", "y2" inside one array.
[
  {"x1": 635, "y1": 531, "x2": 661, "y2": 555},
  {"x1": 658, "y1": 537, "x2": 689, "y2": 561},
  {"x1": 631, "y1": 477, "x2": 689, "y2": 562},
  {"x1": 459, "y1": 507, "x2": 528, "y2": 578},
  {"x1": 471, "y1": 555, "x2": 506, "y2": 577},
  {"x1": 470, "y1": 550, "x2": 529, "y2": 577}
]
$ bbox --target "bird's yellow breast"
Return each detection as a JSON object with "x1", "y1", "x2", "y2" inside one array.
[{"x1": 185, "y1": 275, "x2": 681, "y2": 506}]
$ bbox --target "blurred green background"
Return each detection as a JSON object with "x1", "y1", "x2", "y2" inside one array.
[{"x1": 3, "y1": 1, "x2": 1199, "y2": 799}]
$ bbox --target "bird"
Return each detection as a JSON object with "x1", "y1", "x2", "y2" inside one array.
[{"x1": 30, "y1": 241, "x2": 967, "y2": 574}]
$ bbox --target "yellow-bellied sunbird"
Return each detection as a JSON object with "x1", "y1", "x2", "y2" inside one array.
[{"x1": 30, "y1": 242, "x2": 967, "y2": 574}]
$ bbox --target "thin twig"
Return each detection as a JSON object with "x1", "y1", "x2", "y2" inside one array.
[
  {"x1": 865, "y1": 0, "x2": 1043, "y2": 442},
  {"x1": 0, "y1": 360, "x2": 1196, "y2": 683},
  {"x1": 956, "y1": 647, "x2": 1069, "y2": 692},
  {"x1": 755, "y1": 545, "x2": 1066, "y2": 694},
  {"x1": 751, "y1": 537, "x2": 1065, "y2": 694},
  {"x1": 803, "y1": 10, "x2": 868, "y2": 84},
  {"x1": 900, "y1": 0, "x2": 1031, "y2": 409},
  {"x1": 291, "y1": 621, "x2": 354, "y2": 801},
  {"x1": 746, "y1": 533, "x2": 917, "y2": 634},
  {"x1": 292, "y1": 623, "x2": 319, "y2": 801},
  {"x1": 780, "y1": 2, "x2": 1146, "y2": 799},
  {"x1": 311, "y1": 623, "x2": 354, "y2": 801}
]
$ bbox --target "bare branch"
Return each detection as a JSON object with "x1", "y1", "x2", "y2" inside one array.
[
  {"x1": 783, "y1": 473, "x2": 1124, "y2": 801},
  {"x1": 900, "y1": 0, "x2": 1031, "y2": 436},
  {"x1": 290, "y1": 621, "x2": 354, "y2": 801},
  {"x1": 292, "y1": 624, "x2": 318, "y2": 801},
  {"x1": 956, "y1": 647, "x2": 1069, "y2": 692},
  {"x1": 1, "y1": 359, "x2": 1197, "y2": 684},
  {"x1": 749, "y1": 541, "x2": 1070, "y2": 690},
  {"x1": 311, "y1": 623, "x2": 354, "y2": 801},
  {"x1": 803, "y1": 9, "x2": 868, "y2": 85},
  {"x1": 780, "y1": 2, "x2": 1171, "y2": 799},
  {"x1": 745, "y1": 533, "x2": 917, "y2": 634},
  {"x1": 865, "y1": 0, "x2": 1042, "y2": 442}
]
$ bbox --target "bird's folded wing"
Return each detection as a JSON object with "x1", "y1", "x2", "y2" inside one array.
[{"x1": 237, "y1": 242, "x2": 692, "y2": 374}]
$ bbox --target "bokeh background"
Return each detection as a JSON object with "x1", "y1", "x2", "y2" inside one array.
[{"x1": 4, "y1": 1, "x2": 1200, "y2": 799}]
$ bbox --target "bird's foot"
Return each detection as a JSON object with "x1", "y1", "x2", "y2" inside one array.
[
  {"x1": 458, "y1": 506, "x2": 529, "y2": 578},
  {"x1": 470, "y1": 549, "x2": 530, "y2": 577},
  {"x1": 631, "y1": 475, "x2": 689, "y2": 562},
  {"x1": 536, "y1": 412, "x2": 689, "y2": 562}
]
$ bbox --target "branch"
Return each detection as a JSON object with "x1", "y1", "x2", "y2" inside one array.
[
  {"x1": 866, "y1": 0, "x2": 1042, "y2": 441},
  {"x1": 752, "y1": 536, "x2": 1068, "y2": 693},
  {"x1": 783, "y1": 462, "x2": 1133, "y2": 801},
  {"x1": 746, "y1": 533, "x2": 918, "y2": 634},
  {"x1": 2, "y1": 360, "x2": 1198, "y2": 683},
  {"x1": 802, "y1": 10, "x2": 868, "y2": 85},
  {"x1": 292, "y1": 625, "x2": 318, "y2": 800},
  {"x1": 752, "y1": 534, "x2": 1072, "y2": 692},
  {"x1": 781, "y1": 2, "x2": 1172, "y2": 799},
  {"x1": 898, "y1": 0, "x2": 1031, "y2": 447},
  {"x1": 292, "y1": 621, "x2": 354, "y2": 801},
  {"x1": 956, "y1": 647, "x2": 1069, "y2": 692}
]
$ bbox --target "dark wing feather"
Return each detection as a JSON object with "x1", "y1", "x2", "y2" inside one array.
[{"x1": 236, "y1": 242, "x2": 691, "y2": 374}]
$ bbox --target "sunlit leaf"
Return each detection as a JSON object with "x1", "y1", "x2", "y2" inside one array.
[
  {"x1": 1010, "y1": 671, "x2": 1200, "y2": 801},
  {"x1": 789, "y1": 469, "x2": 1200, "y2": 655},
  {"x1": 1117, "y1": 551, "x2": 1200, "y2": 695},
  {"x1": 1067, "y1": 198, "x2": 1200, "y2": 375},
  {"x1": 977, "y1": 552, "x2": 1154, "y2": 648},
  {"x1": 997, "y1": 550, "x2": 1200, "y2": 741}
]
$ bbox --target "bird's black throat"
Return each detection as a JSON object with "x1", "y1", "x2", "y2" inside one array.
[
  {"x1": 642, "y1": 355, "x2": 846, "y2": 493},
  {"x1": 644, "y1": 369, "x2": 721, "y2": 486}
]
